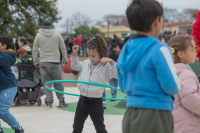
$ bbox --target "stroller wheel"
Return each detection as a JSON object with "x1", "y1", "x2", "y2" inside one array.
[
  {"x1": 37, "y1": 98, "x2": 42, "y2": 107},
  {"x1": 14, "y1": 97, "x2": 20, "y2": 106}
]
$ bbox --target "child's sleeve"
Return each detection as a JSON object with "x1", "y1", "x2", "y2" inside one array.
[
  {"x1": 59, "y1": 33, "x2": 68, "y2": 63},
  {"x1": 71, "y1": 54, "x2": 83, "y2": 71},
  {"x1": 0, "y1": 52, "x2": 5, "y2": 67},
  {"x1": 152, "y1": 46, "x2": 181, "y2": 95},
  {"x1": 179, "y1": 78, "x2": 200, "y2": 115},
  {"x1": 107, "y1": 62, "x2": 118, "y2": 80}
]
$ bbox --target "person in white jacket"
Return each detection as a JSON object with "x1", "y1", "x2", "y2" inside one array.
[{"x1": 71, "y1": 34, "x2": 117, "y2": 133}]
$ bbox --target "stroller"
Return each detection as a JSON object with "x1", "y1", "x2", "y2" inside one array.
[{"x1": 14, "y1": 54, "x2": 44, "y2": 106}]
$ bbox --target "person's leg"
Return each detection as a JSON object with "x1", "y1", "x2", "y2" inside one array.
[
  {"x1": 51, "y1": 63, "x2": 64, "y2": 101},
  {"x1": 51, "y1": 63, "x2": 68, "y2": 107},
  {"x1": 81, "y1": 46, "x2": 84, "y2": 57},
  {"x1": 114, "y1": 78, "x2": 118, "y2": 97},
  {"x1": 109, "y1": 78, "x2": 116, "y2": 97},
  {"x1": 40, "y1": 62, "x2": 54, "y2": 104},
  {"x1": 122, "y1": 108, "x2": 174, "y2": 133},
  {"x1": 89, "y1": 98, "x2": 108, "y2": 133},
  {"x1": 102, "y1": 90, "x2": 106, "y2": 109},
  {"x1": 73, "y1": 97, "x2": 89, "y2": 133},
  {"x1": 84, "y1": 47, "x2": 87, "y2": 57},
  {"x1": 0, "y1": 87, "x2": 20, "y2": 130}
]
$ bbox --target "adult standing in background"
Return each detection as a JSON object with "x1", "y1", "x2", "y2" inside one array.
[
  {"x1": 75, "y1": 34, "x2": 83, "y2": 56},
  {"x1": 65, "y1": 35, "x2": 71, "y2": 53},
  {"x1": 18, "y1": 38, "x2": 32, "y2": 55},
  {"x1": 32, "y1": 20, "x2": 68, "y2": 109}
]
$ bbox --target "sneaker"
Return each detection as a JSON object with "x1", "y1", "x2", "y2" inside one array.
[
  {"x1": 110, "y1": 96, "x2": 116, "y2": 101},
  {"x1": 103, "y1": 102, "x2": 106, "y2": 109},
  {"x1": 45, "y1": 99, "x2": 53, "y2": 109},
  {"x1": 0, "y1": 128, "x2": 4, "y2": 133},
  {"x1": 11, "y1": 101, "x2": 15, "y2": 107},
  {"x1": 15, "y1": 126, "x2": 25, "y2": 133},
  {"x1": 59, "y1": 100, "x2": 68, "y2": 107}
]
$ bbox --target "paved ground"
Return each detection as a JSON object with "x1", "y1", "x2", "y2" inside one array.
[{"x1": 2, "y1": 87, "x2": 123, "y2": 133}]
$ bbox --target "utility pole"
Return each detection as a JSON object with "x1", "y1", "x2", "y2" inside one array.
[
  {"x1": 66, "y1": 19, "x2": 69, "y2": 34},
  {"x1": 161, "y1": 2, "x2": 164, "y2": 31},
  {"x1": 107, "y1": 20, "x2": 110, "y2": 38}
]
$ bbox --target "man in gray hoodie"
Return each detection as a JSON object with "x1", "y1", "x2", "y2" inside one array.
[{"x1": 32, "y1": 20, "x2": 68, "y2": 108}]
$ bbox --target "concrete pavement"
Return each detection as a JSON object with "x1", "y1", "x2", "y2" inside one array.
[{"x1": 2, "y1": 87, "x2": 123, "y2": 133}]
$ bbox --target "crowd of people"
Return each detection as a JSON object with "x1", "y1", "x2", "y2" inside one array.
[{"x1": 0, "y1": 0, "x2": 200, "y2": 133}]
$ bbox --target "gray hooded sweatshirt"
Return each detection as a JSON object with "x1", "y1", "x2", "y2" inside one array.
[{"x1": 32, "y1": 29, "x2": 67, "y2": 64}]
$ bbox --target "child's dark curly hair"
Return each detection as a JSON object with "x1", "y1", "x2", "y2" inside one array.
[
  {"x1": 0, "y1": 36, "x2": 14, "y2": 50},
  {"x1": 86, "y1": 34, "x2": 108, "y2": 58}
]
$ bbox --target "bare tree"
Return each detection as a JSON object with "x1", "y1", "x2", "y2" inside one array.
[
  {"x1": 95, "y1": 14, "x2": 129, "y2": 27},
  {"x1": 61, "y1": 12, "x2": 92, "y2": 34},
  {"x1": 94, "y1": 21, "x2": 106, "y2": 28},
  {"x1": 70, "y1": 12, "x2": 92, "y2": 27},
  {"x1": 163, "y1": 8, "x2": 199, "y2": 23},
  {"x1": 103, "y1": 14, "x2": 129, "y2": 27},
  {"x1": 181, "y1": 8, "x2": 199, "y2": 20}
]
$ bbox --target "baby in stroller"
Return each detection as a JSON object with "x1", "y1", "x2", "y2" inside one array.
[{"x1": 13, "y1": 50, "x2": 44, "y2": 106}]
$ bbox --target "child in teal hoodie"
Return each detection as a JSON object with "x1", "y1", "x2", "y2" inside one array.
[{"x1": 117, "y1": 0, "x2": 181, "y2": 133}]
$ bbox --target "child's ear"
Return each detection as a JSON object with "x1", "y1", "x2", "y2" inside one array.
[
  {"x1": 177, "y1": 51, "x2": 184, "y2": 58},
  {"x1": 3, "y1": 44, "x2": 7, "y2": 50},
  {"x1": 154, "y1": 16, "x2": 160, "y2": 27}
]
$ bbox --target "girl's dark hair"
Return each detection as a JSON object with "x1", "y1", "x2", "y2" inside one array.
[
  {"x1": 19, "y1": 38, "x2": 27, "y2": 45},
  {"x1": 126, "y1": 0, "x2": 163, "y2": 32},
  {"x1": 167, "y1": 35, "x2": 194, "y2": 63},
  {"x1": 0, "y1": 36, "x2": 13, "y2": 50},
  {"x1": 86, "y1": 34, "x2": 108, "y2": 58}
]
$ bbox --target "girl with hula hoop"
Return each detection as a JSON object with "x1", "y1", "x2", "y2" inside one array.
[{"x1": 71, "y1": 34, "x2": 117, "y2": 133}]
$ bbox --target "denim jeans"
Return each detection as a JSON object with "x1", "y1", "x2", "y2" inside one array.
[
  {"x1": 109, "y1": 78, "x2": 118, "y2": 97},
  {"x1": 0, "y1": 87, "x2": 20, "y2": 129},
  {"x1": 40, "y1": 62, "x2": 65, "y2": 102}
]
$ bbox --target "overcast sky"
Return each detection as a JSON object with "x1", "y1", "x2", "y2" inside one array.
[{"x1": 55, "y1": 0, "x2": 200, "y2": 32}]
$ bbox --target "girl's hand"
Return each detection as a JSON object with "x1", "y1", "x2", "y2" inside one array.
[
  {"x1": 72, "y1": 45, "x2": 79, "y2": 54},
  {"x1": 100, "y1": 57, "x2": 114, "y2": 65}
]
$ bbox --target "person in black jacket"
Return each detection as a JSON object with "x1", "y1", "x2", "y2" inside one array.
[{"x1": 108, "y1": 43, "x2": 120, "y2": 100}]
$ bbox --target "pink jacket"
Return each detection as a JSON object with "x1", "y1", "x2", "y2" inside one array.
[{"x1": 173, "y1": 63, "x2": 200, "y2": 133}]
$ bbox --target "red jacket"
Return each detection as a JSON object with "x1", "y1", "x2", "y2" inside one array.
[
  {"x1": 192, "y1": 11, "x2": 200, "y2": 61},
  {"x1": 75, "y1": 36, "x2": 83, "y2": 46}
]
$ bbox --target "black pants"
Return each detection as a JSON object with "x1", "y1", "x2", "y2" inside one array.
[{"x1": 72, "y1": 96, "x2": 108, "y2": 133}]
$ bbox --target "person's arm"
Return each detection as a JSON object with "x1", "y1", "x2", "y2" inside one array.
[
  {"x1": 100, "y1": 57, "x2": 118, "y2": 79},
  {"x1": 178, "y1": 78, "x2": 200, "y2": 115},
  {"x1": 179, "y1": 77, "x2": 200, "y2": 115},
  {"x1": 152, "y1": 46, "x2": 181, "y2": 95},
  {"x1": 0, "y1": 52, "x2": 5, "y2": 67},
  {"x1": 71, "y1": 45, "x2": 83, "y2": 71},
  {"x1": 107, "y1": 61, "x2": 118, "y2": 79},
  {"x1": 59, "y1": 34, "x2": 68, "y2": 64},
  {"x1": 32, "y1": 35, "x2": 39, "y2": 66}
]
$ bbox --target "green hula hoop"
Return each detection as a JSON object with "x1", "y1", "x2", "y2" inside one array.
[{"x1": 45, "y1": 80, "x2": 126, "y2": 100}]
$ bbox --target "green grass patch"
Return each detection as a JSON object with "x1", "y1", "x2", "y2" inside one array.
[
  {"x1": 58, "y1": 90, "x2": 127, "y2": 115},
  {"x1": 2, "y1": 127, "x2": 14, "y2": 133}
]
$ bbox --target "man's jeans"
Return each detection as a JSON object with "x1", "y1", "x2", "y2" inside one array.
[
  {"x1": 40, "y1": 62, "x2": 65, "y2": 102},
  {"x1": 109, "y1": 78, "x2": 118, "y2": 97},
  {"x1": 0, "y1": 87, "x2": 20, "y2": 129}
]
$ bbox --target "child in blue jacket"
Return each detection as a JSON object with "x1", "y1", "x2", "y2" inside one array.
[
  {"x1": 0, "y1": 36, "x2": 25, "y2": 133},
  {"x1": 117, "y1": 0, "x2": 181, "y2": 133}
]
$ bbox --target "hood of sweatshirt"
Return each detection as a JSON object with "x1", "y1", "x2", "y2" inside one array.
[
  {"x1": 174, "y1": 63, "x2": 192, "y2": 75},
  {"x1": 1, "y1": 50, "x2": 17, "y2": 66},
  {"x1": 117, "y1": 36, "x2": 160, "y2": 72},
  {"x1": 22, "y1": 45, "x2": 31, "y2": 52},
  {"x1": 40, "y1": 29, "x2": 55, "y2": 37}
]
